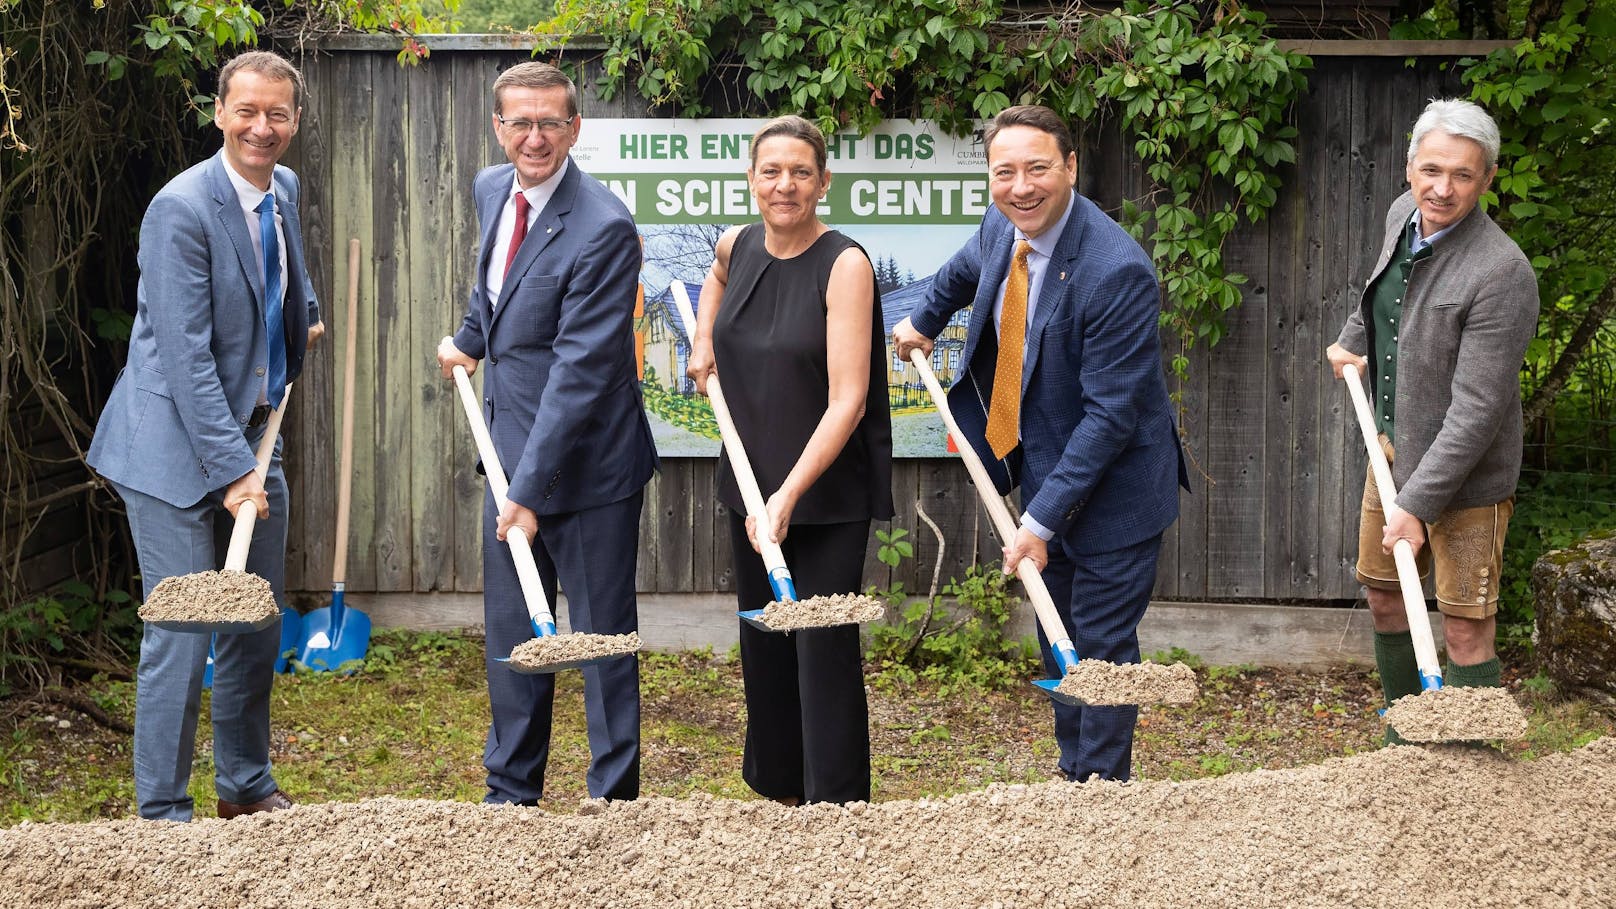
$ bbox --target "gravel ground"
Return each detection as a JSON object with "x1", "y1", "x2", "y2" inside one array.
[
  {"x1": 2, "y1": 737, "x2": 1610, "y2": 908},
  {"x1": 1054, "y1": 660, "x2": 1199, "y2": 706}
]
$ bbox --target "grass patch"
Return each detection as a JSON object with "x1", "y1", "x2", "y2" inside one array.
[{"x1": 1, "y1": 630, "x2": 1610, "y2": 824}]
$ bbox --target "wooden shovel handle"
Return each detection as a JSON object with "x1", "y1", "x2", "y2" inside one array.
[
  {"x1": 332, "y1": 237, "x2": 360, "y2": 584},
  {"x1": 223, "y1": 384, "x2": 292, "y2": 572},
  {"x1": 667, "y1": 280, "x2": 791, "y2": 575},
  {"x1": 1341, "y1": 363, "x2": 1442, "y2": 683},
  {"x1": 907, "y1": 349, "x2": 1073, "y2": 652},
  {"x1": 450, "y1": 364, "x2": 554, "y2": 626}
]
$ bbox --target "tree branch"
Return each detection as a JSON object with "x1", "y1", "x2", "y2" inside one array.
[{"x1": 1524, "y1": 278, "x2": 1616, "y2": 423}]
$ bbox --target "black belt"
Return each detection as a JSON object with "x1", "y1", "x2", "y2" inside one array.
[{"x1": 248, "y1": 403, "x2": 274, "y2": 428}]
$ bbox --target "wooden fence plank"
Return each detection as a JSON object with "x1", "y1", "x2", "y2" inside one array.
[{"x1": 406, "y1": 60, "x2": 458, "y2": 593}]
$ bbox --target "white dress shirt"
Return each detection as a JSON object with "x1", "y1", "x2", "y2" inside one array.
[{"x1": 486, "y1": 159, "x2": 569, "y2": 308}]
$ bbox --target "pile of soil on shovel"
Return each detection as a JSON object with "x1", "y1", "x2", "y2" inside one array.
[
  {"x1": 762, "y1": 593, "x2": 885, "y2": 630},
  {"x1": 1054, "y1": 659, "x2": 1199, "y2": 706},
  {"x1": 136, "y1": 571, "x2": 278, "y2": 625},
  {"x1": 1384, "y1": 686, "x2": 1529, "y2": 742},
  {"x1": 3, "y1": 738, "x2": 1611, "y2": 908},
  {"x1": 507, "y1": 632, "x2": 642, "y2": 671}
]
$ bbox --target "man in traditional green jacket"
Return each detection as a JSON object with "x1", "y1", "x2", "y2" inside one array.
[{"x1": 1326, "y1": 98, "x2": 1539, "y2": 743}]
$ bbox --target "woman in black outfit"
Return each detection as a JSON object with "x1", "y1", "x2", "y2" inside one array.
[{"x1": 685, "y1": 116, "x2": 893, "y2": 805}]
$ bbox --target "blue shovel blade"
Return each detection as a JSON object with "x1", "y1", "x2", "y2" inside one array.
[
  {"x1": 1032, "y1": 677, "x2": 1084, "y2": 706},
  {"x1": 202, "y1": 636, "x2": 217, "y2": 690},
  {"x1": 298, "y1": 591, "x2": 372, "y2": 673},
  {"x1": 737, "y1": 608, "x2": 776, "y2": 632},
  {"x1": 274, "y1": 607, "x2": 302, "y2": 673}
]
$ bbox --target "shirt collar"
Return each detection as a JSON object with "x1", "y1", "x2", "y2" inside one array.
[
  {"x1": 1017, "y1": 189, "x2": 1076, "y2": 258},
  {"x1": 223, "y1": 157, "x2": 273, "y2": 214},
  {"x1": 509, "y1": 158, "x2": 570, "y2": 211},
  {"x1": 1409, "y1": 208, "x2": 1457, "y2": 252}
]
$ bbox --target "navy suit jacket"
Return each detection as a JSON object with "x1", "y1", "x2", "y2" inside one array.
[
  {"x1": 89, "y1": 151, "x2": 318, "y2": 507},
  {"x1": 452, "y1": 160, "x2": 657, "y2": 515},
  {"x1": 909, "y1": 195, "x2": 1186, "y2": 556}
]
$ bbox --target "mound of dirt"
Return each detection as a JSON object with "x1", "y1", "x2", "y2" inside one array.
[
  {"x1": 136, "y1": 570, "x2": 277, "y2": 625},
  {"x1": 506, "y1": 632, "x2": 642, "y2": 671},
  {"x1": 1, "y1": 739, "x2": 1611, "y2": 908}
]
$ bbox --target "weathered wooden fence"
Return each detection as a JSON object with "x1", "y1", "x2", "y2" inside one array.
[{"x1": 276, "y1": 39, "x2": 1474, "y2": 607}]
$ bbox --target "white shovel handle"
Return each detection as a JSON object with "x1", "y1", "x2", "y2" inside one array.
[
  {"x1": 1341, "y1": 363, "x2": 1442, "y2": 684},
  {"x1": 451, "y1": 363, "x2": 555, "y2": 627},
  {"x1": 668, "y1": 281, "x2": 791, "y2": 578},
  {"x1": 223, "y1": 385, "x2": 293, "y2": 572},
  {"x1": 907, "y1": 349, "x2": 1074, "y2": 655}
]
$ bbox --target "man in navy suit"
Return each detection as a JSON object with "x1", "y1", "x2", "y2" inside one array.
[
  {"x1": 437, "y1": 62, "x2": 656, "y2": 803},
  {"x1": 87, "y1": 51, "x2": 323, "y2": 820},
  {"x1": 893, "y1": 105, "x2": 1185, "y2": 782}
]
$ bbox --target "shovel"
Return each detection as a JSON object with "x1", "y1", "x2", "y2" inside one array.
[
  {"x1": 1341, "y1": 363, "x2": 1525, "y2": 741},
  {"x1": 450, "y1": 363, "x2": 640, "y2": 673},
  {"x1": 140, "y1": 385, "x2": 296, "y2": 638},
  {"x1": 668, "y1": 280, "x2": 883, "y2": 633},
  {"x1": 907, "y1": 349, "x2": 1196, "y2": 706},
  {"x1": 297, "y1": 238, "x2": 371, "y2": 672}
]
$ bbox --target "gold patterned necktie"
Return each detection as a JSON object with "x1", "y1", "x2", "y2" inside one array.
[{"x1": 986, "y1": 240, "x2": 1032, "y2": 459}]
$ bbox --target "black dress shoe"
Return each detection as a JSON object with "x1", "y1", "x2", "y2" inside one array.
[{"x1": 217, "y1": 788, "x2": 294, "y2": 819}]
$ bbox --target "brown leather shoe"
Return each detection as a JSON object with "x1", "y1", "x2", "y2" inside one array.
[{"x1": 217, "y1": 789, "x2": 294, "y2": 819}]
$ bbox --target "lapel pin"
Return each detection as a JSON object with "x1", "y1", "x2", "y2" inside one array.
[
  {"x1": 1059, "y1": 271, "x2": 1067, "y2": 280},
  {"x1": 546, "y1": 227, "x2": 553, "y2": 234}
]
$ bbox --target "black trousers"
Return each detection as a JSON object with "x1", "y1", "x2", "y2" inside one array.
[{"x1": 729, "y1": 514, "x2": 871, "y2": 805}]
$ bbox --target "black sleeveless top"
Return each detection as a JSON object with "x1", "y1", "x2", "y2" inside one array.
[{"x1": 712, "y1": 223, "x2": 894, "y2": 524}]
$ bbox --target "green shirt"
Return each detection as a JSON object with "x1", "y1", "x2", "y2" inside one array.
[{"x1": 1367, "y1": 220, "x2": 1432, "y2": 437}]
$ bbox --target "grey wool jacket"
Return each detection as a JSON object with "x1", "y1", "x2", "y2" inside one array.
[{"x1": 1336, "y1": 190, "x2": 1539, "y2": 523}]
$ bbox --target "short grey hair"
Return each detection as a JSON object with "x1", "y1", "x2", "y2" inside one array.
[{"x1": 1408, "y1": 99, "x2": 1500, "y2": 170}]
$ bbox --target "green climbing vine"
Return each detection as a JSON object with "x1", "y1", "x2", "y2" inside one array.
[{"x1": 541, "y1": 0, "x2": 1311, "y2": 395}]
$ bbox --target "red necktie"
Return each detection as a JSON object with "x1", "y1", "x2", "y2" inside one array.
[{"x1": 503, "y1": 191, "x2": 530, "y2": 277}]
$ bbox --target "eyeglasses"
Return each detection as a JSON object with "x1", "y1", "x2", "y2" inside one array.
[{"x1": 495, "y1": 115, "x2": 575, "y2": 136}]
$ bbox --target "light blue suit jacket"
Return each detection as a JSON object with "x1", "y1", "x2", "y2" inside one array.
[
  {"x1": 451, "y1": 160, "x2": 657, "y2": 516},
  {"x1": 910, "y1": 195, "x2": 1186, "y2": 555},
  {"x1": 89, "y1": 151, "x2": 318, "y2": 508}
]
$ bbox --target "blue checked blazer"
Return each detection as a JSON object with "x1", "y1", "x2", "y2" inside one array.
[{"x1": 910, "y1": 195, "x2": 1187, "y2": 555}]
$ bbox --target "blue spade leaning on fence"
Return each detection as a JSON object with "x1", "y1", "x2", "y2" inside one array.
[
  {"x1": 298, "y1": 238, "x2": 372, "y2": 672},
  {"x1": 668, "y1": 279, "x2": 884, "y2": 633},
  {"x1": 907, "y1": 350, "x2": 1197, "y2": 707}
]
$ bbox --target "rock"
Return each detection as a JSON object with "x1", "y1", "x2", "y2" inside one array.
[{"x1": 1533, "y1": 531, "x2": 1616, "y2": 706}]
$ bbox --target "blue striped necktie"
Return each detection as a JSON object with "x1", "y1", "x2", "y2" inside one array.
[{"x1": 257, "y1": 192, "x2": 286, "y2": 407}]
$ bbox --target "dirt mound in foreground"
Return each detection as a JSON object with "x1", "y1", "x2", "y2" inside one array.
[{"x1": 2, "y1": 738, "x2": 1612, "y2": 909}]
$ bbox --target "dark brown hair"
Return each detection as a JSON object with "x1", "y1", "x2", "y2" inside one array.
[
  {"x1": 983, "y1": 105, "x2": 1075, "y2": 161},
  {"x1": 217, "y1": 51, "x2": 305, "y2": 109}
]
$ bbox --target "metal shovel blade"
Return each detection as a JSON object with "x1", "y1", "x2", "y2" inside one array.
[
  {"x1": 1032, "y1": 677, "x2": 1085, "y2": 706},
  {"x1": 495, "y1": 653, "x2": 613, "y2": 675},
  {"x1": 297, "y1": 589, "x2": 372, "y2": 673},
  {"x1": 737, "y1": 608, "x2": 776, "y2": 632},
  {"x1": 148, "y1": 613, "x2": 281, "y2": 635}
]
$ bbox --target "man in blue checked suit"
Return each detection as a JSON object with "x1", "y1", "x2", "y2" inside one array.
[
  {"x1": 894, "y1": 105, "x2": 1187, "y2": 782},
  {"x1": 87, "y1": 51, "x2": 323, "y2": 820},
  {"x1": 437, "y1": 62, "x2": 656, "y2": 804}
]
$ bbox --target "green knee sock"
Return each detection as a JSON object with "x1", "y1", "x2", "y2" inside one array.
[
  {"x1": 1375, "y1": 630, "x2": 1422, "y2": 745},
  {"x1": 1445, "y1": 656, "x2": 1502, "y2": 688}
]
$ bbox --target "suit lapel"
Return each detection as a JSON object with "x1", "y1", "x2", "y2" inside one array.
[
  {"x1": 208, "y1": 153, "x2": 266, "y2": 313},
  {"x1": 489, "y1": 161, "x2": 580, "y2": 333},
  {"x1": 962, "y1": 228, "x2": 1016, "y2": 370},
  {"x1": 272, "y1": 169, "x2": 307, "y2": 340}
]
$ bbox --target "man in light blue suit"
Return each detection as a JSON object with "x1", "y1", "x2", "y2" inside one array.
[
  {"x1": 437, "y1": 62, "x2": 656, "y2": 804},
  {"x1": 87, "y1": 51, "x2": 323, "y2": 820},
  {"x1": 894, "y1": 105, "x2": 1187, "y2": 782}
]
